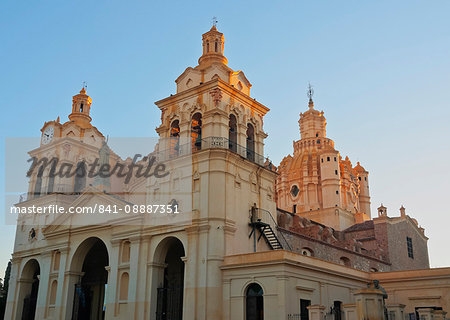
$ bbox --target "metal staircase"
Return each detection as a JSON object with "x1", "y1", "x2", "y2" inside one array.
[{"x1": 248, "y1": 207, "x2": 291, "y2": 251}]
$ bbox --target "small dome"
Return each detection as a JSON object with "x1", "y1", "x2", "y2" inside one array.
[{"x1": 354, "y1": 162, "x2": 366, "y2": 172}]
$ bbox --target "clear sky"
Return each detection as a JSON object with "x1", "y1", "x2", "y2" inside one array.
[{"x1": 1, "y1": 0, "x2": 450, "y2": 277}]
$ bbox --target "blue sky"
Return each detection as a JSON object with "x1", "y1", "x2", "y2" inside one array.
[{"x1": 1, "y1": 0, "x2": 450, "y2": 276}]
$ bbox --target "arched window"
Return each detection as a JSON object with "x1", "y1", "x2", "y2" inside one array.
[
  {"x1": 121, "y1": 241, "x2": 131, "y2": 263},
  {"x1": 246, "y1": 124, "x2": 255, "y2": 161},
  {"x1": 215, "y1": 41, "x2": 218, "y2": 52},
  {"x1": 119, "y1": 272, "x2": 129, "y2": 301},
  {"x1": 229, "y1": 114, "x2": 237, "y2": 152},
  {"x1": 206, "y1": 41, "x2": 209, "y2": 53},
  {"x1": 33, "y1": 166, "x2": 45, "y2": 198},
  {"x1": 191, "y1": 113, "x2": 202, "y2": 151},
  {"x1": 74, "y1": 162, "x2": 87, "y2": 194},
  {"x1": 80, "y1": 103, "x2": 84, "y2": 113},
  {"x1": 246, "y1": 283, "x2": 263, "y2": 320},
  {"x1": 170, "y1": 120, "x2": 180, "y2": 157}
]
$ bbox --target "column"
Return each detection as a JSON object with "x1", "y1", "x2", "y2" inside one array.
[
  {"x1": 386, "y1": 304, "x2": 406, "y2": 320},
  {"x1": 126, "y1": 237, "x2": 142, "y2": 319},
  {"x1": 179, "y1": 119, "x2": 191, "y2": 154},
  {"x1": 237, "y1": 123, "x2": 247, "y2": 157},
  {"x1": 183, "y1": 226, "x2": 200, "y2": 320},
  {"x1": 222, "y1": 279, "x2": 231, "y2": 320},
  {"x1": 147, "y1": 261, "x2": 166, "y2": 320},
  {"x1": 104, "y1": 240, "x2": 120, "y2": 318},
  {"x1": 54, "y1": 248, "x2": 69, "y2": 319},
  {"x1": 434, "y1": 310, "x2": 447, "y2": 320},
  {"x1": 276, "y1": 275, "x2": 288, "y2": 320},
  {"x1": 4, "y1": 258, "x2": 20, "y2": 320},
  {"x1": 35, "y1": 251, "x2": 52, "y2": 319},
  {"x1": 343, "y1": 304, "x2": 357, "y2": 320},
  {"x1": 354, "y1": 288, "x2": 385, "y2": 320},
  {"x1": 63, "y1": 271, "x2": 83, "y2": 320},
  {"x1": 417, "y1": 308, "x2": 435, "y2": 320},
  {"x1": 307, "y1": 305, "x2": 326, "y2": 320},
  {"x1": 134, "y1": 236, "x2": 150, "y2": 320}
]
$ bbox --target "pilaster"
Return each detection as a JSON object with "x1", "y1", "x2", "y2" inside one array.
[
  {"x1": 307, "y1": 305, "x2": 326, "y2": 320},
  {"x1": 35, "y1": 251, "x2": 52, "y2": 319}
]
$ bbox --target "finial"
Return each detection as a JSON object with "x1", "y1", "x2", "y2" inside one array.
[
  {"x1": 79, "y1": 81, "x2": 87, "y2": 94},
  {"x1": 212, "y1": 16, "x2": 218, "y2": 28},
  {"x1": 307, "y1": 83, "x2": 314, "y2": 109}
]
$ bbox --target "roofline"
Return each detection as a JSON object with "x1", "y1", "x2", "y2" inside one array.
[{"x1": 154, "y1": 78, "x2": 270, "y2": 115}]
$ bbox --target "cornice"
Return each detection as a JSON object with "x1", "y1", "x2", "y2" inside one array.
[{"x1": 155, "y1": 79, "x2": 269, "y2": 116}]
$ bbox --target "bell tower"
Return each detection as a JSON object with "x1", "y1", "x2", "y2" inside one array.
[
  {"x1": 198, "y1": 25, "x2": 228, "y2": 66},
  {"x1": 152, "y1": 26, "x2": 278, "y2": 319},
  {"x1": 69, "y1": 87, "x2": 92, "y2": 128}
]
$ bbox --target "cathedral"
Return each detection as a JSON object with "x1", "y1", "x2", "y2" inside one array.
[{"x1": 5, "y1": 26, "x2": 450, "y2": 320}]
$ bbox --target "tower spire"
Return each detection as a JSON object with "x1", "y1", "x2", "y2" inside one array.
[
  {"x1": 307, "y1": 83, "x2": 314, "y2": 109},
  {"x1": 69, "y1": 87, "x2": 93, "y2": 128},
  {"x1": 198, "y1": 23, "x2": 227, "y2": 66}
]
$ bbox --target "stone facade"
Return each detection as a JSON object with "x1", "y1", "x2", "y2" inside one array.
[
  {"x1": 276, "y1": 98, "x2": 371, "y2": 231},
  {"x1": 277, "y1": 205, "x2": 430, "y2": 272},
  {"x1": 4, "y1": 26, "x2": 449, "y2": 320}
]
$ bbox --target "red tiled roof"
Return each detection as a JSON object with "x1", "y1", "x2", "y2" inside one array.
[{"x1": 344, "y1": 220, "x2": 374, "y2": 232}]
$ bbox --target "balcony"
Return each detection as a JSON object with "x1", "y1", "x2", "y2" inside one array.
[{"x1": 156, "y1": 136, "x2": 267, "y2": 166}]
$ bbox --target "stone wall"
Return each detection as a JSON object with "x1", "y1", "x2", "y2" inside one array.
[{"x1": 277, "y1": 209, "x2": 391, "y2": 272}]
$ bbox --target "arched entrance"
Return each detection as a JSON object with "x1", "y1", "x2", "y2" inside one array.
[
  {"x1": 154, "y1": 237, "x2": 185, "y2": 320},
  {"x1": 18, "y1": 259, "x2": 40, "y2": 320},
  {"x1": 71, "y1": 237, "x2": 109, "y2": 320},
  {"x1": 246, "y1": 283, "x2": 264, "y2": 320}
]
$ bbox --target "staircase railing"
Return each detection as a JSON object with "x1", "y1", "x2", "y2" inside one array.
[
  {"x1": 249, "y1": 207, "x2": 292, "y2": 251},
  {"x1": 155, "y1": 136, "x2": 267, "y2": 166}
]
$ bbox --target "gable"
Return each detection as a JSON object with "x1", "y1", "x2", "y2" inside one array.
[
  {"x1": 230, "y1": 71, "x2": 251, "y2": 96},
  {"x1": 43, "y1": 187, "x2": 133, "y2": 237},
  {"x1": 175, "y1": 67, "x2": 202, "y2": 93}
]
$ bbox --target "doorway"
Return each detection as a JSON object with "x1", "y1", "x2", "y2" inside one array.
[
  {"x1": 72, "y1": 239, "x2": 109, "y2": 320},
  {"x1": 155, "y1": 238, "x2": 185, "y2": 320},
  {"x1": 20, "y1": 259, "x2": 40, "y2": 320},
  {"x1": 246, "y1": 283, "x2": 263, "y2": 320}
]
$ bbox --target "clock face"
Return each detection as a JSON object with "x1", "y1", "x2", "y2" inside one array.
[{"x1": 42, "y1": 126, "x2": 54, "y2": 145}]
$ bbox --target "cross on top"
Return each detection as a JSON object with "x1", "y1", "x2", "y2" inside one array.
[
  {"x1": 82, "y1": 81, "x2": 88, "y2": 90},
  {"x1": 212, "y1": 16, "x2": 218, "y2": 27},
  {"x1": 307, "y1": 83, "x2": 314, "y2": 101}
]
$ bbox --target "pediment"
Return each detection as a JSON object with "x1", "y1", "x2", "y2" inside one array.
[
  {"x1": 43, "y1": 186, "x2": 133, "y2": 237},
  {"x1": 230, "y1": 70, "x2": 251, "y2": 95},
  {"x1": 61, "y1": 123, "x2": 81, "y2": 138},
  {"x1": 203, "y1": 64, "x2": 230, "y2": 82},
  {"x1": 175, "y1": 67, "x2": 203, "y2": 93}
]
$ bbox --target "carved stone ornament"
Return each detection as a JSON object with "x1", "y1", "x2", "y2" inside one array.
[{"x1": 210, "y1": 88, "x2": 223, "y2": 106}]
